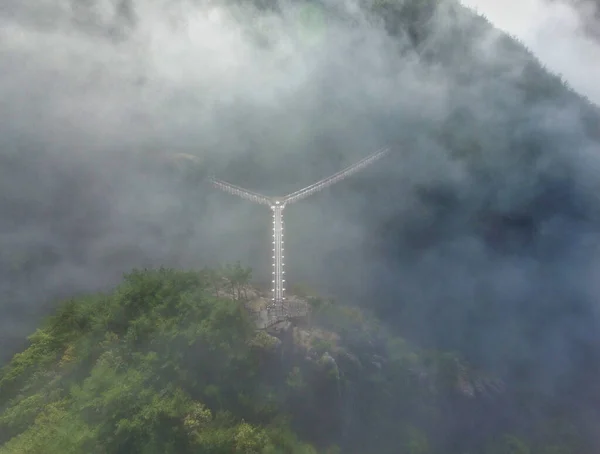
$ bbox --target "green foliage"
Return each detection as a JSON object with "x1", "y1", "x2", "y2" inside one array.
[
  {"x1": 0, "y1": 267, "x2": 589, "y2": 453},
  {"x1": 0, "y1": 267, "x2": 315, "y2": 454},
  {"x1": 286, "y1": 367, "x2": 306, "y2": 390},
  {"x1": 0, "y1": 0, "x2": 596, "y2": 450},
  {"x1": 249, "y1": 331, "x2": 281, "y2": 352},
  {"x1": 0, "y1": 399, "x2": 95, "y2": 454},
  {"x1": 222, "y1": 261, "x2": 253, "y2": 301},
  {"x1": 310, "y1": 337, "x2": 336, "y2": 355}
]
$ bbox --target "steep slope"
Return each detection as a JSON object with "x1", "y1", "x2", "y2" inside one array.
[
  {"x1": 0, "y1": 0, "x2": 598, "y2": 355},
  {"x1": 0, "y1": 267, "x2": 588, "y2": 453},
  {"x1": 1, "y1": 0, "x2": 600, "y2": 450}
]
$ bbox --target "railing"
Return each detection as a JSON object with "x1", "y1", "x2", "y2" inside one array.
[
  {"x1": 246, "y1": 299, "x2": 310, "y2": 329},
  {"x1": 282, "y1": 147, "x2": 389, "y2": 205},
  {"x1": 210, "y1": 177, "x2": 272, "y2": 206}
]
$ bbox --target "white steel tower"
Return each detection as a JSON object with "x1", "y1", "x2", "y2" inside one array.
[{"x1": 211, "y1": 147, "x2": 389, "y2": 323}]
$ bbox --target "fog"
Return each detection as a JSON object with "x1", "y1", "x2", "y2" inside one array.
[
  {"x1": 0, "y1": 0, "x2": 430, "y2": 346},
  {"x1": 461, "y1": 0, "x2": 600, "y2": 103},
  {"x1": 1, "y1": 0, "x2": 600, "y2": 441}
]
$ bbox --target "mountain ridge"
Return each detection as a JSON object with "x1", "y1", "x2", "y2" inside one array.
[
  {"x1": 3, "y1": 267, "x2": 565, "y2": 454},
  {"x1": 1, "y1": 0, "x2": 600, "y2": 451}
]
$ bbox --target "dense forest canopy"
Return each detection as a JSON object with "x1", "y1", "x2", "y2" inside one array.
[
  {"x1": 1, "y1": 0, "x2": 600, "y2": 451},
  {"x1": 0, "y1": 267, "x2": 587, "y2": 453}
]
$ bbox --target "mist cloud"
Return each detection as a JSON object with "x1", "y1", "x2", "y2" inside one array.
[
  {"x1": 0, "y1": 0, "x2": 433, "y2": 350},
  {"x1": 1, "y1": 4, "x2": 600, "y2": 444},
  {"x1": 460, "y1": 0, "x2": 600, "y2": 103}
]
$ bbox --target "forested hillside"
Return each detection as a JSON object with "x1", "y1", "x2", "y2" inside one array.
[
  {"x1": 1, "y1": 0, "x2": 600, "y2": 451},
  {"x1": 0, "y1": 267, "x2": 585, "y2": 453}
]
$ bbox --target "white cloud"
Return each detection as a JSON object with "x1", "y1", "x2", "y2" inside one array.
[{"x1": 460, "y1": 0, "x2": 600, "y2": 103}]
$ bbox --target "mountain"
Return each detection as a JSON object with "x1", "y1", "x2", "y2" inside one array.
[
  {"x1": 0, "y1": 267, "x2": 585, "y2": 453},
  {"x1": 1, "y1": 0, "x2": 600, "y2": 451}
]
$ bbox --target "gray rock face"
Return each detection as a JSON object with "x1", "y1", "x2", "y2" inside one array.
[{"x1": 245, "y1": 293, "x2": 310, "y2": 329}]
